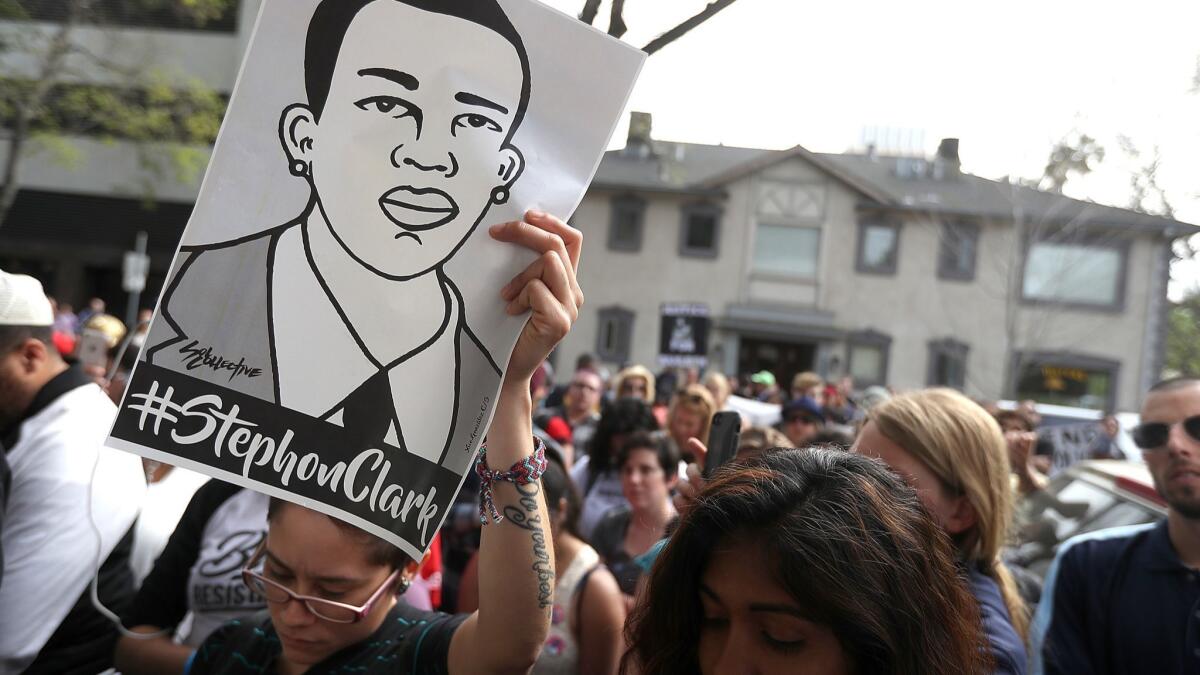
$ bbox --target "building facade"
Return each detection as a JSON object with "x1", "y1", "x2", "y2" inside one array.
[
  {"x1": 0, "y1": 0, "x2": 261, "y2": 309},
  {"x1": 562, "y1": 115, "x2": 1193, "y2": 412},
  {"x1": 2, "y1": 5, "x2": 1191, "y2": 412}
]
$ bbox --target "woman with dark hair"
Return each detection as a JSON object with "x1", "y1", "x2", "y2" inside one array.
[
  {"x1": 533, "y1": 457, "x2": 625, "y2": 674},
  {"x1": 185, "y1": 211, "x2": 585, "y2": 674},
  {"x1": 571, "y1": 398, "x2": 659, "y2": 541},
  {"x1": 591, "y1": 433, "x2": 679, "y2": 598},
  {"x1": 624, "y1": 448, "x2": 990, "y2": 675}
]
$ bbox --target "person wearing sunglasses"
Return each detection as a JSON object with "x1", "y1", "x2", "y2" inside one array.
[
  {"x1": 185, "y1": 208, "x2": 584, "y2": 674},
  {"x1": 1033, "y1": 377, "x2": 1200, "y2": 675}
]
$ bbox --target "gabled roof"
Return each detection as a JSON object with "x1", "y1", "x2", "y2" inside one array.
[{"x1": 589, "y1": 140, "x2": 1197, "y2": 235}]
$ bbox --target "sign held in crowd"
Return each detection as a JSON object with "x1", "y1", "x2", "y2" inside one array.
[{"x1": 106, "y1": 0, "x2": 644, "y2": 559}]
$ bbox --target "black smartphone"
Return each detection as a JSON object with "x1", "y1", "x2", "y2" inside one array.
[{"x1": 704, "y1": 411, "x2": 742, "y2": 477}]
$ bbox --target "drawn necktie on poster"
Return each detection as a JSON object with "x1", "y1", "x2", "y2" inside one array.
[{"x1": 105, "y1": 0, "x2": 644, "y2": 559}]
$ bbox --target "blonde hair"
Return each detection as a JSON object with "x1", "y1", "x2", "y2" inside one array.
[
  {"x1": 668, "y1": 384, "x2": 715, "y2": 446},
  {"x1": 613, "y1": 365, "x2": 655, "y2": 404},
  {"x1": 702, "y1": 371, "x2": 731, "y2": 409},
  {"x1": 869, "y1": 388, "x2": 1029, "y2": 640}
]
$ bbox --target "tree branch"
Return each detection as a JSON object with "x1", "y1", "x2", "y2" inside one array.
[
  {"x1": 608, "y1": 0, "x2": 627, "y2": 39},
  {"x1": 578, "y1": 0, "x2": 601, "y2": 26},
  {"x1": 641, "y1": 0, "x2": 739, "y2": 55}
]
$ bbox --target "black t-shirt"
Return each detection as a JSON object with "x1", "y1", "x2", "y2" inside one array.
[
  {"x1": 189, "y1": 605, "x2": 466, "y2": 675},
  {"x1": 123, "y1": 479, "x2": 268, "y2": 644}
]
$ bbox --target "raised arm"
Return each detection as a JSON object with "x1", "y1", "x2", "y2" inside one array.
[{"x1": 449, "y1": 211, "x2": 584, "y2": 674}]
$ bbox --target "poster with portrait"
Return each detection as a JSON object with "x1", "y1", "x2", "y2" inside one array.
[
  {"x1": 105, "y1": 0, "x2": 644, "y2": 559},
  {"x1": 658, "y1": 303, "x2": 710, "y2": 368}
]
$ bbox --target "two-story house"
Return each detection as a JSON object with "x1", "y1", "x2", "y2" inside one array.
[{"x1": 562, "y1": 113, "x2": 1196, "y2": 412}]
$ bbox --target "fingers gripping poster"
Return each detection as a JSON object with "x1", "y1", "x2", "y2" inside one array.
[{"x1": 105, "y1": 0, "x2": 644, "y2": 559}]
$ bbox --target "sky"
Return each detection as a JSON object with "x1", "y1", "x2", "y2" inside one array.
[{"x1": 542, "y1": 0, "x2": 1200, "y2": 298}]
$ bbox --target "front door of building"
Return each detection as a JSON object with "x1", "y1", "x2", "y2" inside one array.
[{"x1": 738, "y1": 337, "x2": 817, "y2": 394}]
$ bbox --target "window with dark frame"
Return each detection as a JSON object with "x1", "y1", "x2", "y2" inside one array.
[
  {"x1": 846, "y1": 330, "x2": 892, "y2": 387},
  {"x1": 679, "y1": 202, "x2": 722, "y2": 258},
  {"x1": 1012, "y1": 351, "x2": 1119, "y2": 411},
  {"x1": 855, "y1": 220, "x2": 900, "y2": 275},
  {"x1": 927, "y1": 339, "x2": 969, "y2": 389},
  {"x1": 937, "y1": 221, "x2": 979, "y2": 281},
  {"x1": 607, "y1": 194, "x2": 646, "y2": 252},
  {"x1": 595, "y1": 306, "x2": 635, "y2": 364},
  {"x1": 1021, "y1": 235, "x2": 1128, "y2": 310}
]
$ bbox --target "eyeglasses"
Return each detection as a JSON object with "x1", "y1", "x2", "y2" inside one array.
[
  {"x1": 241, "y1": 546, "x2": 400, "y2": 624},
  {"x1": 1132, "y1": 415, "x2": 1200, "y2": 450}
]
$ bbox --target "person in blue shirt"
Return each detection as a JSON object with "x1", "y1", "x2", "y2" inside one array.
[{"x1": 1033, "y1": 376, "x2": 1200, "y2": 675}]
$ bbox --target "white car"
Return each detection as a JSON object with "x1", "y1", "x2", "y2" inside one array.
[{"x1": 1010, "y1": 460, "x2": 1165, "y2": 578}]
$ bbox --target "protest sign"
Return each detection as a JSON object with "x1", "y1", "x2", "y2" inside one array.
[
  {"x1": 658, "y1": 303, "x2": 710, "y2": 367},
  {"x1": 105, "y1": 0, "x2": 644, "y2": 559}
]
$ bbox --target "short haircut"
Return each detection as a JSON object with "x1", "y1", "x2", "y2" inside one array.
[
  {"x1": 617, "y1": 431, "x2": 680, "y2": 477},
  {"x1": 0, "y1": 324, "x2": 53, "y2": 354},
  {"x1": 304, "y1": 0, "x2": 531, "y2": 143},
  {"x1": 266, "y1": 498, "x2": 412, "y2": 572},
  {"x1": 1149, "y1": 376, "x2": 1200, "y2": 393}
]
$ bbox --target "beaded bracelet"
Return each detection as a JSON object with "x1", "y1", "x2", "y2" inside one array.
[{"x1": 475, "y1": 436, "x2": 547, "y2": 525}]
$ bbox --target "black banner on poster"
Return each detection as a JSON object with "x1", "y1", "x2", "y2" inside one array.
[
  {"x1": 659, "y1": 303, "x2": 710, "y2": 368},
  {"x1": 109, "y1": 363, "x2": 468, "y2": 559}
]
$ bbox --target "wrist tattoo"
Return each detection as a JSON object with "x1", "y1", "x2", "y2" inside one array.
[{"x1": 502, "y1": 480, "x2": 554, "y2": 609}]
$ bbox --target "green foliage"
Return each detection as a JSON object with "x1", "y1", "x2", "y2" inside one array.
[
  {"x1": 1165, "y1": 293, "x2": 1200, "y2": 378},
  {"x1": 1040, "y1": 133, "x2": 1105, "y2": 194},
  {"x1": 1, "y1": 75, "x2": 226, "y2": 145}
]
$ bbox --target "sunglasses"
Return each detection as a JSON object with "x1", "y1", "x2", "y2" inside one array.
[
  {"x1": 241, "y1": 545, "x2": 400, "y2": 624},
  {"x1": 1132, "y1": 415, "x2": 1200, "y2": 450}
]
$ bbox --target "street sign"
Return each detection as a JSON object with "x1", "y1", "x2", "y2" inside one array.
[
  {"x1": 123, "y1": 251, "x2": 150, "y2": 293},
  {"x1": 659, "y1": 302, "x2": 710, "y2": 367}
]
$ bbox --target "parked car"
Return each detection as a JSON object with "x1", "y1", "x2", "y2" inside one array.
[{"x1": 1010, "y1": 460, "x2": 1165, "y2": 579}]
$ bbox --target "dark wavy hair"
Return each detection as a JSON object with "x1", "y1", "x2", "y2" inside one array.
[
  {"x1": 586, "y1": 398, "x2": 659, "y2": 488},
  {"x1": 541, "y1": 455, "x2": 582, "y2": 538},
  {"x1": 622, "y1": 448, "x2": 990, "y2": 675}
]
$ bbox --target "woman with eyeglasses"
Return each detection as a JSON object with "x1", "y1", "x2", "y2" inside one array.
[{"x1": 185, "y1": 211, "x2": 584, "y2": 674}]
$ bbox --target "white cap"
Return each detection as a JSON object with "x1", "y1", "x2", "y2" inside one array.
[{"x1": 0, "y1": 270, "x2": 54, "y2": 327}]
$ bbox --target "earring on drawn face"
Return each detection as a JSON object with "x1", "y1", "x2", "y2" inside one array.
[
  {"x1": 290, "y1": 160, "x2": 308, "y2": 177},
  {"x1": 491, "y1": 186, "x2": 509, "y2": 205}
]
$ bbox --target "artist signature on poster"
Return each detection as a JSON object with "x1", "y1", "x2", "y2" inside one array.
[{"x1": 179, "y1": 340, "x2": 263, "y2": 381}]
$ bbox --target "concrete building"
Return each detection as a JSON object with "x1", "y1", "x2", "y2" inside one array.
[
  {"x1": 0, "y1": 0, "x2": 261, "y2": 309},
  {"x1": 562, "y1": 114, "x2": 1196, "y2": 412}
]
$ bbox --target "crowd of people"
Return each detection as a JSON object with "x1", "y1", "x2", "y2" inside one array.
[{"x1": 0, "y1": 211, "x2": 1196, "y2": 674}]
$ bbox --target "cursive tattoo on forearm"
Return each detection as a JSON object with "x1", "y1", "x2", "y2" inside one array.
[{"x1": 502, "y1": 480, "x2": 554, "y2": 609}]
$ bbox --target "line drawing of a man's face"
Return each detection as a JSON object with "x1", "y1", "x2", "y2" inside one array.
[{"x1": 282, "y1": 0, "x2": 527, "y2": 280}]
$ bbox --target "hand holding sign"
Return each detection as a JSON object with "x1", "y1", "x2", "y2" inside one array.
[{"x1": 492, "y1": 210, "x2": 584, "y2": 385}]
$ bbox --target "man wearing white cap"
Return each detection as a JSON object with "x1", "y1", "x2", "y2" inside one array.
[{"x1": 0, "y1": 270, "x2": 145, "y2": 674}]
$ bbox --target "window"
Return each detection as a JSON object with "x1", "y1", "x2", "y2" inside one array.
[
  {"x1": 1012, "y1": 352, "x2": 1119, "y2": 411},
  {"x1": 1022, "y1": 238, "x2": 1127, "y2": 309},
  {"x1": 846, "y1": 330, "x2": 891, "y2": 387},
  {"x1": 679, "y1": 202, "x2": 722, "y2": 258},
  {"x1": 856, "y1": 221, "x2": 900, "y2": 275},
  {"x1": 596, "y1": 306, "x2": 635, "y2": 364},
  {"x1": 937, "y1": 221, "x2": 979, "y2": 281},
  {"x1": 752, "y1": 224, "x2": 820, "y2": 278},
  {"x1": 607, "y1": 195, "x2": 646, "y2": 252},
  {"x1": 927, "y1": 339, "x2": 968, "y2": 389}
]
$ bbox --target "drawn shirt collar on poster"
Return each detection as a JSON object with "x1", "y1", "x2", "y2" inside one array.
[{"x1": 270, "y1": 224, "x2": 457, "y2": 464}]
